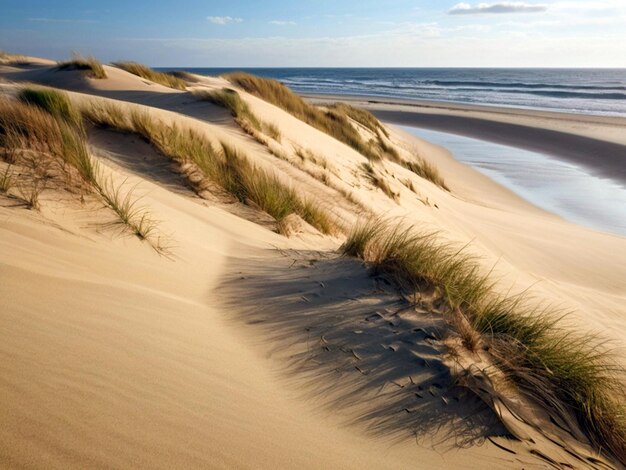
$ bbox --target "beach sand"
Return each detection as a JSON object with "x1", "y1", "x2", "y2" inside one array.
[{"x1": 1, "y1": 59, "x2": 625, "y2": 469}]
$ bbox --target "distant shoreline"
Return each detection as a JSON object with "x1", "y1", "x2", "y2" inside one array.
[{"x1": 304, "y1": 92, "x2": 626, "y2": 184}]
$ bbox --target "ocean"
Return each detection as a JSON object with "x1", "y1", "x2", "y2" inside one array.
[{"x1": 159, "y1": 67, "x2": 626, "y2": 116}]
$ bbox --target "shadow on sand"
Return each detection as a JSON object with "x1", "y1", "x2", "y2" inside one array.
[{"x1": 218, "y1": 248, "x2": 507, "y2": 451}]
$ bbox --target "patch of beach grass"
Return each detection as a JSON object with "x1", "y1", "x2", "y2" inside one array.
[
  {"x1": 329, "y1": 102, "x2": 389, "y2": 138},
  {"x1": 82, "y1": 101, "x2": 336, "y2": 235},
  {"x1": 341, "y1": 217, "x2": 626, "y2": 465},
  {"x1": 0, "y1": 98, "x2": 165, "y2": 251},
  {"x1": 98, "y1": 176, "x2": 161, "y2": 242},
  {"x1": 57, "y1": 53, "x2": 107, "y2": 79},
  {"x1": 168, "y1": 70, "x2": 201, "y2": 83},
  {"x1": 195, "y1": 88, "x2": 282, "y2": 142},
  {"x1": 402, "y1": 156, "x2": 449, "y2": 191},
  {"x1": 0, "y1": 50, "x2": 32, "y2": 66},
  {"x1": 224, "y1": 72, "x2": 381, "y2": 161},
  {"x1": 361, "y1": 162, "x2": 396, "y2": 200},
  {"x1": 195, "y1": 88, "x2": 261, "y2": 131},
  {"x1": 0, "y1": 165, "x2": 13, "y2": 194},
  {"x1": 18, "y1": 87, "x2": 83, "y2": 129},
  {"x1": 112, "y1": 61, "x2": 186, "y2": 90}
]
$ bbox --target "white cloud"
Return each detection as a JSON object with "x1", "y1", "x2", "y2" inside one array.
[
  {"x1": 207, "y1": 16, "x2": 243, "y2": 25},
  {"x1": 449, "y1": 2, "x2": 547, "y2": 15},
  {"x1": 269, "y1": 20, "x2": 296, "y2": 26},
  {"x1": 117, "y1": 27, "x2": 626, "y2": 67}
]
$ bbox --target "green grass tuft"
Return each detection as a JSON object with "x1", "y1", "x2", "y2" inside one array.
[
  {"x1": 112, "y1": 61, "x2": 186, "y2": 90},
  {"x1": 57, "y1": 53, "x2": 107, "y2": 79},
  {"x1": 18, "y1": 87, "x2": 83, "y2": 130}
]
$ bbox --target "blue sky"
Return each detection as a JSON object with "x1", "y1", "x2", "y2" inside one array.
[{"x1": 1, "y1": 0, "x2": 625, "y2": 67}]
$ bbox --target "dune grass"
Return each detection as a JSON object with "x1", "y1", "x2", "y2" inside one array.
[
  {"x1": 57, "y1": 53, "x2": 107, "y2": 79},
  {"x1": 18, "y1": 87, "x2": 83, "y2": 129},
  {"x1": 98, "y1": 176, "x2": 161, "y2": 242},
  {"x1": 195, "y1": 88, "x2": 261, "y2": 131},
  {"x1": 195, "y1": 88, "x2": 282, "y2": 142},
  {"x1": 341, "y1": 218, "x2": 626, "y2": 465},
  {"x1": 0, "y1": 50, "x2": 32, "y2": 66},
  {"x1": 402, "y1": 156, "x2": 449, "y2": 191},
  {"x1": 264, "y1": 122, "x2": 281, "y2": 141},
  {"x1": 0, "y1": 97, "x2": 164, "y2": 250},
  {"x1": 329, "y1": 103, "x2": 389, "y2": 138},
  {"x1": 168, "y1": 70, "x2": 201, "y2": 83},
  {"x1": 224, "y1": 72, "x2": 381, "y2": 161},
  {"x1": 0, "y1": 165, "x2": 12, "y2": 193},
  {"x1": 376, "y1": 134, "x2": 400, "y2": 161},
  {"x1": 83, "y1": 101, "x2": 336, "y2": 235},
  {"x1": 361, "y1": 162, "x2": 396, "y2": 200},
  {"x1": 112, "y1": 61, "x2": 186, "y2": 90}
]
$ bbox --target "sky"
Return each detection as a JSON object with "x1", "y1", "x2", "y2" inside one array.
[{"x1": 1, "y1": 0, "x2": 625, "y2": 67}]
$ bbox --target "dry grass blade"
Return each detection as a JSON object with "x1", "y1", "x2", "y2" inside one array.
[
  {"x1": 0, "y1": 165, "x2": 14, "y2": 193},
  {"x1": 194, "y1": 88, "x2": 261, "y2": 131},
  {"x1": 112, "y1": 61, "x2": 186, "y2": 90},
  {"x1": 98, "y1": 176, "x2": 160, "y2": 242},
  {"x1": 57, "y1": 53, "x2": 107, "y2": 79},
  {"x1": 402, "y1": 156, "x2": 449, "y2": 191},
  {"x1": 329, "y1": 103, "x2": 389, "y2": 138},
  {"x1": 362, "y1": 162, "x2": 397, "y2": 200}
]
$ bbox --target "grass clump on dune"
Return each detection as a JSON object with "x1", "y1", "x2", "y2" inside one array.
[
  {"x1": 168, "y1": 70, "x2": 201, "y2": 83},
  {"x1": 329, "y1": 103, "x2": 389, "y2": 138},
  {"x1": 0, "y1": 165, "x2": 14, "y2": 194},
  {"x1": 57, "y1": 53, "x2": 107, "y2": 79},
  {"x1": 402, "y1": 156, "x2": 449, "y2": 191},
  {"x1": 195, "y1": 88, "x2": 261, "y2": 131},
  {"x1": 112, "y1": 61, "x2": 186, "y2": 90},
  {"x1": 18, "y1": 87, "x2": 83, "y2": 129},
  {"x1": 361, "y1": 162, "x2": 397, "y2": 201},
  {"x1": 194, "y1": 88, "x2": 282, "y2": 142},
  {"x1": 341, "y1": 218, "x2": 626, "y2": 465},
  {"x1": 220, "y1": 144, "x2": 335, "y2": 234},
  {"x1": 0, "y1": 50, "x2": 32, "y2": 66},
  {"x1": 224, "y1": 72, "x2": 380, "y2": 161},
  {"x1": 83, "y1": 102, "x2": 335, "y2": 235},
  {"x1": 0, "y1": 96, "x2": 164, "y2": 250}
]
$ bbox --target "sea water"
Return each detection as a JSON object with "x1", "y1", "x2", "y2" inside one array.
[
  {"x1": 160, "y1": 67, "x2": 626, "y2": 117},
  {"x1": 400, "y1": 126, "x2": 626, "y2": 237}
]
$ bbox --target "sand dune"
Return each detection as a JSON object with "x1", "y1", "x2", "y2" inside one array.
[{"x1": 1, "y1": 60, "x2": 625, "y2": 469}]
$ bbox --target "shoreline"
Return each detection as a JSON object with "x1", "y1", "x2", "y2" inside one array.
[{"x1": 304, "y1": 93, "x2": 626, "y2": 184}]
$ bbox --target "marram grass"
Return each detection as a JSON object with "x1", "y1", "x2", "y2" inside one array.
[{"x1": 341, "y1": 217, "x2": 626, "y2": 465}]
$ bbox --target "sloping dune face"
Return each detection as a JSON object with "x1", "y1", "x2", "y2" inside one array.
[{"x1": 1, "y1": 60, "x2": 626, "y2": 469}]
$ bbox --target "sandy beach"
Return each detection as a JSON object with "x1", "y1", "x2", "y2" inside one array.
[{"x1": 1, "y1": 56, "x2": 626, "y2": 469}]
